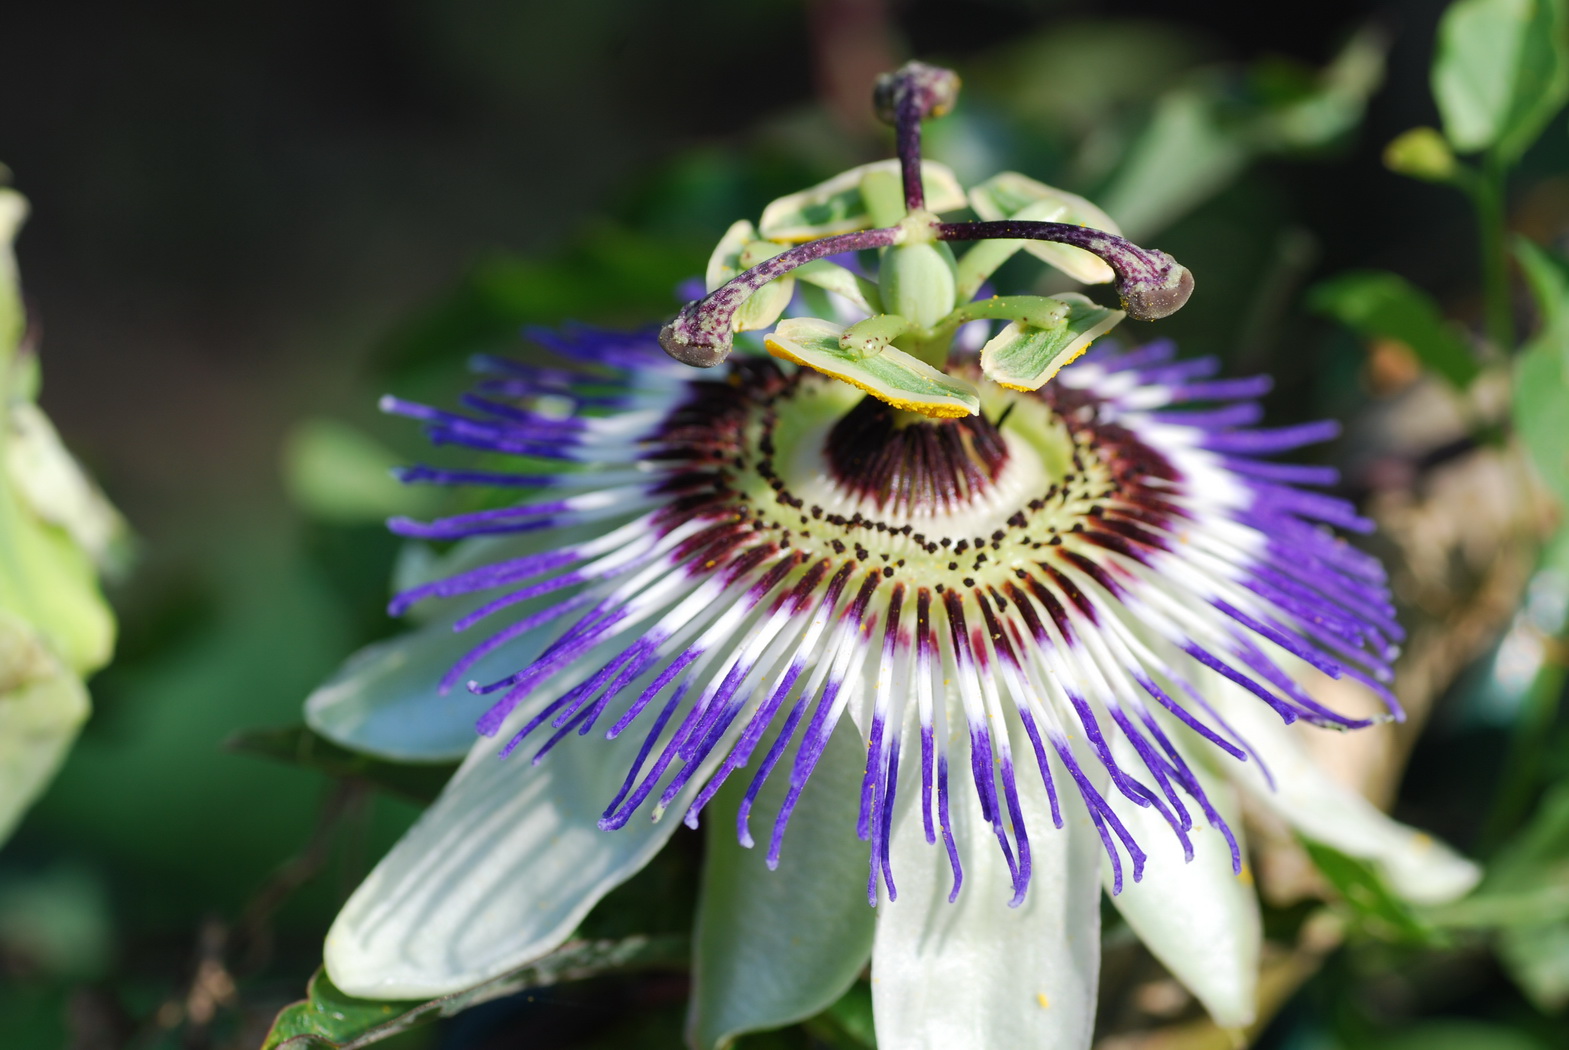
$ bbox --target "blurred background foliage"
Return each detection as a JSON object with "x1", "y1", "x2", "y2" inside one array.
[{"x1": 1, "y1": 0, "x2": 1567, "y2": 1047}]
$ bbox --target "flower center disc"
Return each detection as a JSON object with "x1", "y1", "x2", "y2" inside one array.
[{"x1": 676, "y1": 361, "x2": 1155, "y2": 593}]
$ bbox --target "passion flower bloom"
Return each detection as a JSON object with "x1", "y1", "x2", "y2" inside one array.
[{"x1": 307, "y1": 64, "x2": 1478, "y2": 1049}]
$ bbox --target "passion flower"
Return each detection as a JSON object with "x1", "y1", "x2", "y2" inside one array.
[{"x1": 307, "y1": 62, "x2": 1478, "y2": 1050}]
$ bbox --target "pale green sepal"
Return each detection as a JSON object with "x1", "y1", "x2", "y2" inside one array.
[
  {"x1": 871, "y1": 726, "x2": 1101, "y2": 1050},
  {"x1": 1205, "y1": 679, "x2": 1481, "y2": 905},
  {"x1": 0, "y1": 611, "x2": 90, "y2": 843},
  {"x1": 758, "y1": 160, "x2": 966, "y2": 242},
  {"x1": 305, "y1": 615, "x2": 540, "y2": 763},
  {"x1": 704, "y1": 220, "x2": 794, "y2": 332},
  {"x1": 968, "y1": 173, "x2": 1120, "y2": 284},
  {"x1": 880, "y1": 242, "x2": 957, "y2": 329},
  {"x1": 766, "y1": 318, "x2": 980, "y2": 419},
  {"x1": 0, "y1": 189, "x2": 25, "y2": 360},
  {"x1": 793, "y1": 259, "x2": 882, "y2": 315},
  {"x1": 1104, "y1": 743, "x2": 1260, "y2": 1029},
  {"x1": 6, "y1": 401, "x2": 129, "y2": 573},
  {"x1": 325, "y1": 719, "x2": 689, "y2": 998},
  {"x1": 0, "y1": 468, "x2": 115, "y2": 677},
  {"x1": 979, "y1": 294, "x2": 1124, "y2": 392},
  {"x1": 687, "y1": 725, "x2": 874, "y2": 1050}
]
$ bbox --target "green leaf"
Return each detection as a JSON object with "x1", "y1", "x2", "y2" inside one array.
[
  {"x1": 802, "y1": 983, "x2": 876, "y2": 1049},
  {"x1": 1307, "y1": 269, "x2": 1480, "y2": 388},
  {"x1": 1501, "y1": 922, "x2": 1569, "y2": 1010},
  {"x1": 1432, "y1": 0, "x2": 1569, "y2": 161},
  {"x1": 1098, "y1": 88, "x2": 1250, "y2": 240},
  {"x1": 1476, "y1": 782, "x2": 1569, "y2": 1009},
  {"x1": 225, "y1": 724, "x2": 457, "y2": 806},
  {"x1": 1301, "y1": 838, "x2": 1440, "y2": 944},
  {"x1": 263, "y1": 935, "x2": 686, "y2": 1050},
  {"x1": 765, "y1": 318, "x2": 980, "y2": 419},
  {"x1": 757, "y1": 160, "x2": 965, "y2": 242},
  {"x1": 1513, "y1": 238, "x2": 1569, "y2": 506},
  {"x1": 1101, "y1": 30, "x2": 1383, "y2": 239},
  {"x1": 978, "y1": 294, "x2": 1123, "y2": 391},
  {"x1": 687, "y1": 725, "x2": 874, "y2": 1050}
]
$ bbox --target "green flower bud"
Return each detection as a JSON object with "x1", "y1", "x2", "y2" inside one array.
[{"x1": 1383, "y1": 127, "x2": 1457, "y2": 183}]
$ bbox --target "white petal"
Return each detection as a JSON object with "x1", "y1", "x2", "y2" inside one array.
[
  {"x1": 871, "y1": 728, "x2": 1101, "y2": 1050},
  {"x1": 1207, "y1": 680, "x2": 1480, "y2": 904},
  {"x1": 325, "y1": 720, "x2": 685, "y2": 998},
  {"x1": 1104, "y1": 747, "x2": 1260, "y2": 1028},
  {"x1": 686, "y1": 725, "x2": 874, "y2": 1050},
  {"x1": 305, "y1": 615, "x2": 539, "y2": 762}
]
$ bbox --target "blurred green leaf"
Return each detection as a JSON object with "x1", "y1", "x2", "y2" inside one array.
[
  {"x1": 1500, "y1": 922, "x2": 1569, "y2": 1011},
  {"x1": 0, "y1": 864, "x2": 112, "y2": 980},
  {"x1": 263, "y1": 935, "x2": 687, "y2": 1050},
  {"x1": 1098, "y1": 87, "x2": 1248, "y2": 240},
  {"x1": 1102, "y1": 30, "x2": 1384, "y2": 239},
  {"x1": 1431, "y1": 780, "x2": 1569, "y2": 1007},
  {"x1": 1374, "y1": 1020, "x2": 1549, "y2": 1050},
  {"x1": 225, "y1": 724, "x2": 456, "y2": 806},
  {"x1": 1491, "y1": 782, "x2": 1569, "y2": 1009},
  {"x1": 284, "y1": 419, "x2": 440, "y2": 525},
  {"x1": 1513, "y1": 238, "x2": 1569, "y2": 506},
  {"x1": 1432, "y1": 0, "x2": 1569, "y2": 161},
  {"x1": 376, "y1": 227, "x2": 693, "y2": 384},
  {"x1": 809, "y1": 985, "x2": 884, "y2": 1048},
  {"x1": 1301, "y1": 838, "x2": 1438, "y2": 944},
  {"x1": 1307, "y1": 269, "x2": 1480, "y2": 388}
]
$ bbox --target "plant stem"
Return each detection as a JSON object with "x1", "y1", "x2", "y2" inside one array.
[{"x1": 1477, "y1": 152, "x2": 1514, "y2": 353}]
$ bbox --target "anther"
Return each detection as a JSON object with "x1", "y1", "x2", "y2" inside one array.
[
  {"x1": 660, "y1": 227, "x2": 904, "y2": 367},
  {"x1": 936, "y1": 221, "x2": 1194, "y2": 321}
]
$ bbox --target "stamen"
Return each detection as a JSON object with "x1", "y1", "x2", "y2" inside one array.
[
  {"x1": 937, "y1": 220, "x2": 1195, "y2": 321},
  {"x1": 658, "y1": 228, "x2": 903, "y2": 367}
]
